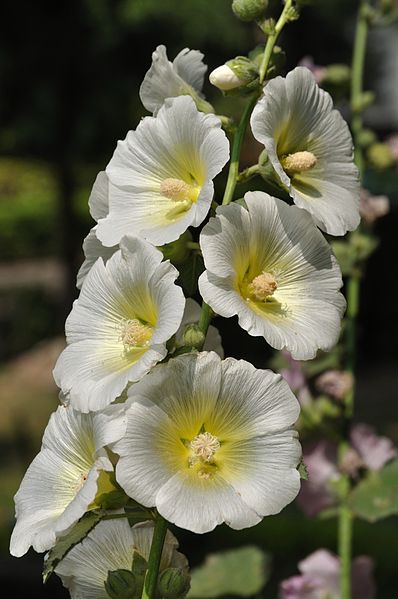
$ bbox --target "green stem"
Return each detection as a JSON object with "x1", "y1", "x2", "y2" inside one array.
[
  {"x1": 101, "y1": 510, "x2": 154, "y2": 521},
  {"x1": 258, "y1": 0, "x2": 294, "y2": 84},
  {"x1": 142, "y1": 515, "x2": 168, "y2": 599},
  {"x1": 339, "y1": 499, "x2": 353, "y2": 599},
  {"x1": 221, "y1": 94, "x2": 259, "y2": 207},
  {"x1": 338, "y1": 3, "x2": 370, "y2": 597},
  {"x1": 350, "y1": 0, "x2": 369, "y2": 175}
]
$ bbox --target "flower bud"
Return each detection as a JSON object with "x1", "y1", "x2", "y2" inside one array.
[
  {"x1": 105, "y1": 569, "x2": 137, "y2": 599},
  {"x1": 183, "y1": 324, "x2": 205, "y2": 350},
  {"x1": 367, "y1": 142, "x2": 394, "y2": 170},
  {"x1": 210, "y1": 57, "x2": 259, "y2": 93},
  {"x1": 232, "y1": 0, "x2": 268, "y2": 22},
  {"x1": 158, "y1": 567, "x2": 191, "y2": 599},
  {"x1": 323, "y1": 64, "x2": 351, "y2": 86},
  {"x1": 210, "y1": 65, "x2": 243, "y2": 91}
]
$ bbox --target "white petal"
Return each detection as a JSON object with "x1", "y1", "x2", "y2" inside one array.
[
  {"x1": 89, "y1": 171, "x2": 110, "y2": 221},
  {"x1": 217, "y1": 358, "x2": 300, "y2": 435},
  {"x1": 156, "y1": 471, "x2": 261, "y2": 534},
  {"x1": 225, "y1": 431, "x2": 301, "y2": 517},
  {"x1": 114, "y1": 400, "x2": 176, "y2": 507},
  {"x1": 55, "y1": 518, "x2": 134, "y2": 599},
  {"x1": 173, "y1": 47, "x2": 207, "y2": 92},
  {"x1": 76, "y1": 226, "x2": 117, "y2": 289},
  {"x1": 139, "y1": 45, "x2": 189, "y2": 115}
]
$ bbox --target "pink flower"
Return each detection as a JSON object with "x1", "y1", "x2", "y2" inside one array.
[
  {"x1": 385, "y1": 134, "x2": 398, "y2": 163},
  {"x1": 298, "y1": 56, "x2": 327, "y2": 85},
  {"x1": 297, "y1": 441, "x2": 339, "y2": 517},
  {"x1": 280, "y1": 549, "x2": 375, "y2": 599},
  {"x1": 315, "y1": 370, "x2": 353, "y2": 401},
  {"x1": 280, "y1": 351, "x2": 311, "y2": 407},
  {"x1": 350, "y1": 424, "x2": 397, "y2": 471},
  {"x1": 359, "y1": 189, "x2": 389, "y2": 225}
]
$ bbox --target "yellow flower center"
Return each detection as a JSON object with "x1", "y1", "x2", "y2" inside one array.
[
  {"x1": 248, "y1": 272, "x2": 277, "y2": 301},
  {"x1": 187, "y1": 431, "x2": 220, "y2": 480},
  {"x1": 281, "y1": 150, "x2": 317, "y2": 174},
  {"x1": 190, "y1": 432, "x2": 220, "y2": 462},
  {"x1": 160, "y1": 177, "x2": 200, "y2": 203},
  {"x1": 119, "y1": 318, "x2": 153, "y2": 348}
]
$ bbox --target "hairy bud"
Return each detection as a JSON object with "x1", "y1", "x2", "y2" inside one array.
[
  {"x1": 232, "y1": 0, "x2": 268, "y2": 22},
  {"x1": 158, "y1": 567, "x2": 191, "y2": 598}
]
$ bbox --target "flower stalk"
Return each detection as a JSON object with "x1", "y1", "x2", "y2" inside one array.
[
  {"x1": 338, "y1": 2, "x2": 370, "y2": 596},
  {"x1": 142, "y1": 514, "x2": 168, "y2": 599}
]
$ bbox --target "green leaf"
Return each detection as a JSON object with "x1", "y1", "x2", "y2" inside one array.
[
  {"x1": 298, "y1": 460, "x2": 309, "y2": 480},
  {"x1": 43, "y1": 511, "x2": 103, "y2": 582},
  {"x1": 348, "y1": 458, "x2": 398, "y2": 522},
  {"x1": 188, "y1": 546, "x2": 270, "y2": 598},
  {"x1": 178, "y1": 252, "x2": 204, "y2": 297}
]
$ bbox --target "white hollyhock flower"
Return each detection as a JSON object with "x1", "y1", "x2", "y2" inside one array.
[
  {"x1": 95, "y1": 96, "x2": 229, "y2": 247},
  {"x1": 10, "y1": 405, "x2": 126, "y2": 557},
  {"x1": 55, "y1": 519, "x2": 188, "y2": 599},
  {"x1": 140, "y1": 45, "x2": 207, "y2": 115},
  {"x1": 176, "y1": 298, "x2": 224, "y2": 357},
  {"x1": 54, "y1": 236, "x2": 185, "y2": 412},
  {"x1": 251, "y1": 67, "x2": 360, "y2": 236},
  {"x1": 199, "y1": 192, "x2": 345, "y2": 360},
  {"x1": 113, "y1": 352, "x2": 301, "y2": 534}
]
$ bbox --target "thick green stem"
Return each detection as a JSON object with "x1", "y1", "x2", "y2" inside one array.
[{"x1": 142, "y1": 515, "x2": 168, "y2": 599}]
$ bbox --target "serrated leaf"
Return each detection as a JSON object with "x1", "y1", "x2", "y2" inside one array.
[
  {"x1": 188, "y1": 546, "x2": 270, "y2": 598},
  {"x1": 348, "y1": 458, "x2": 398, "y2": 522},
  {"x1": 178, "y1": 252, "x2": 204, "y2": 296},
  {"x1": 43, "y1": 511, "x2": 103, "y2": 582}
]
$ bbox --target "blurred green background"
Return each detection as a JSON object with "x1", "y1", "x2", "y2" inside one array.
[{"x1": 1, "y1": 0, "x2": 398, "y2": 596}]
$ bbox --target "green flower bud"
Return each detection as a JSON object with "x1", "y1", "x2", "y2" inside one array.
[
  {"x1": 367, "y1": 142, "x2": 394, "y2": 170},
  {"x1": 323, "y1": 64, "x2": 351, "y2": 86},
  {"x1": 105, "y1": 569, "x2": 137, "y2": 599},
  {"x1": 160, "y1": 230, "x2": 192, "y2": 265},
  {"x1": 232, "y1": 0, "x2": 268, "y2": 22},
  {"x1": 356, "y1": 128, "x2": 377, "y2": 148},
  {"x1": 158, "y1": 567, "x2": 191, "y2": 599},
  {"x1": 183, "y1": 324, "x2": 205, "y2": 350}
]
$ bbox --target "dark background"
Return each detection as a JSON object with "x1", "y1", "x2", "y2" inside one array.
[{"x1": 0, "y1": 0, "x2": 397, "y2": 596}]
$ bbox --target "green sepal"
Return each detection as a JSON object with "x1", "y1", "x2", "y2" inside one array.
[
  {"x1": 90, "y1": 470, "x2": 130, "y2": 510},
  {"x1": 105, "y1": 569, "x2": 138, "y2": 599},
  {"x1": 158, "y1": 567, "x2": 191, "y2": 598}
]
